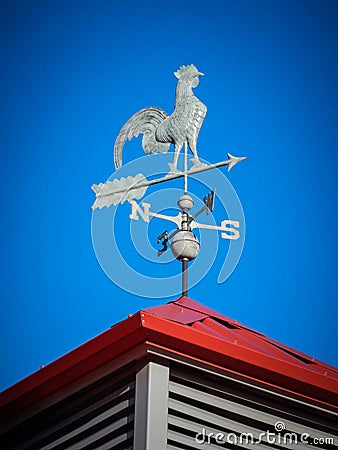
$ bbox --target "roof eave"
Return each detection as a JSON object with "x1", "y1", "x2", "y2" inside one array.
[
  {"x1": 140, "y1": 311, "x2": 338, "y2": 407},
  {"x1": 0, "y1": 312, "x2": 146, "y2": 418}
]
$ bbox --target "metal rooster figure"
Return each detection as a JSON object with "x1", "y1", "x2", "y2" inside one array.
[
  {"x1": 114, "y1": 64, "x2": 207, "y2": 173},
  {"x1": 92, "y1": 64, "x2": 246, "y2": 209}
]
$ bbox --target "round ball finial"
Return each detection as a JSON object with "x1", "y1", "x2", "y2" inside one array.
[
  {"x1": 177, "y1": 194, "x2": 194, "y2": 212},
  {"x1": 170, "y1": 230, "x2": 200, "y2": 261}
]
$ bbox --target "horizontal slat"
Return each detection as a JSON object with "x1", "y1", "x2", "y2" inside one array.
[
  {"x1": 168, "y1": 411, "x2": 285, "y2": 450},
  {"x1": 38, "y1": 399, "x2": 134, "y2": 450},
  {"x1": 17, "y1": 383, "x2": 135, "y2": 450},
  {"x1": 95, "y1": 439, "x2": 133, "y2": 450},
  {"x1": 171, "y1": 369, "x2": 338, "y2": 430},
  {"x1": 167, "y1": 446, "x2": 185, "y2": 450},
  {"x1": 168, "y1": 428, "x2": 222, "y2": 450},
  {"x1": 168, "y1": 399, "x2": 302, "y2": 450},
  {"x1": 67, "y1": 415, "x2": 134, "y2": 449},
  {"x1": 169, "y1": 380, "x2": 336, "y2": 440}
]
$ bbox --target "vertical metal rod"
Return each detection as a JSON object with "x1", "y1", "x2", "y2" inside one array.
[
  {"x1": 184, "y1": 141, "x2": 188, "y2": 194},
  {"x1": 181, "y1": 209, "x2": 189, "y2": 297},
  {"x1": 182, "y1": 259, "x2": 188, "y2": 297}
]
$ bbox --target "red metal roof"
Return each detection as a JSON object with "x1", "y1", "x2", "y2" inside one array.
[
  {"x1": 146, "y1": 297, "x2": 338, "y2": 377},
  {"x1": 1, "y1": 297, "x2": 338, "y2": 420}
]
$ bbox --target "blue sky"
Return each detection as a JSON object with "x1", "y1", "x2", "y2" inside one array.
[{"x1": 1, "y1": 0, "x2": 338, "y2": 390}]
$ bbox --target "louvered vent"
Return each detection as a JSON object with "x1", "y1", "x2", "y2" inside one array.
[
  {"x1": 2, "y1": 368, "x2": 135, "y2": 450},
  {"x1": 167, "y1": 367, "x2": 338, "y2": 449}
]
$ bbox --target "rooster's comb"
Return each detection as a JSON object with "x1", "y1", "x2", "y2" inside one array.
[{"x1": 174, "y1": 64, "x2": 201, "y2": 79}]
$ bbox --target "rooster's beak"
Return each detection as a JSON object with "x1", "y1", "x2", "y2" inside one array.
[{"x1": 198, "y1": 72, "x2": 204, "y2": 76}]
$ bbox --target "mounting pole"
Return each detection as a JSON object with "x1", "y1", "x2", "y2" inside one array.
[
  {"x1": 169, "y1": 194, "x2": 200, "y2": 299},
  {"x1": 180, "y1": 202, "x2": 191, "y2": 297},
  {"x1": 182, "y1": 259, "x2": 188, "y2": 297},
  {"x1": 184, "y1": 141, "x2": 188, "y2": 194},
  {"x1": 181, "y1": 206, "x2": 189, "y2": 297}
]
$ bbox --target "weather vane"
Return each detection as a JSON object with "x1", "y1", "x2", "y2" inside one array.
[{"x1": 92, "y1": 64, "x2": 246, "y2": 296}]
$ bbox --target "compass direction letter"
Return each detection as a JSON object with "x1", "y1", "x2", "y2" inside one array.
[
  {"x1": 129, "y1": 201, "x2": 151, "y2": 222},
  {"x1": 220, "y1": 220, "x2": 240, "y2": 240}
]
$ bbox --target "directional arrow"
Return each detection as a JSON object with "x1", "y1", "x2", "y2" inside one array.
[{"x1": 91, "y1": 153, "x2": 246, "y2": 210}]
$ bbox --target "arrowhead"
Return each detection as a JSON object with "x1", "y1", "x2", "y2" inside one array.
[{"x1": 227, "y1": 153, "x2": 247, "y2": 172}]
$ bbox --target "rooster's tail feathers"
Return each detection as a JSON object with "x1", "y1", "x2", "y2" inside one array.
[{"x1": 114, "y1": 107, "x2": 170, "y2": 169}]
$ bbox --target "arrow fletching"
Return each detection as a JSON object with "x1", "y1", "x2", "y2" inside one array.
[{"x1": 91, "y1": 173, "x2": 148, "y2": 209}]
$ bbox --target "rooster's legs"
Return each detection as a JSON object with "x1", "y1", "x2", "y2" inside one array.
[
  {"x1": 168, "y1": 143, "x2": 183, "y2": 173},
  {"x1": 168, "y1": 141, "x2": 207, "y2": 173},
  {"x1": 189, "y1": 141, "x2": 206, "y2": 169}
]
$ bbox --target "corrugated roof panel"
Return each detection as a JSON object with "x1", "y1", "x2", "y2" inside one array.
[
  {"x1": 191, "y1": 317, "x2": 316, "y2": 370},
  {"x1": 190, "y1": 320, "x2": 235, "y2": 344},
  {"x1": 203, "y1": 318, "x2": 307, "y2": 362},
  {"x1": 145, "y1": 302, "x2": 209, "y2": 324},
  {"x1": 173, "y1": 297, "x2": 234, "y2": 322},
  {"x1": 173, "y1": 297, "x2": 266, "y2": 335},
  {"x1": 227, "y1": 326, "x2": 322, "y2": 369},
  {"x1": 145, "y1": 297, "x2": 338, "y2": 381}
]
